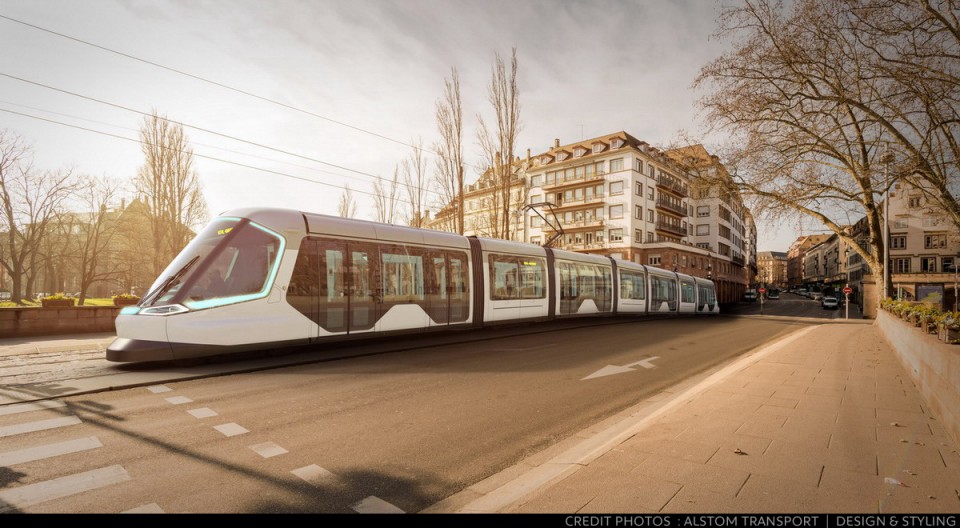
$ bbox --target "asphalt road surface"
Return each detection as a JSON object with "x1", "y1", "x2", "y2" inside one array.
[{"x1": 0, "y1": 314, "x2": 820, "y2": 513}]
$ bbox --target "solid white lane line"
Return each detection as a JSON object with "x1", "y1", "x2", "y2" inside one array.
[
  {"x1": 248, "y1": 442, "x2": 288, "y2": 458},
  {"x1": 123, "y1": 503, "x2": 165, "y2": 513},
  {"x1": 146, "y1": 385, "x2": 173, "y2": 394},
  {"x1": 213, "y1": 423, "x2": 248, "y2": 437},
  {"x1": 0, "y1": 465, "x2": 131, "y2": 511},
  {"x1": 0, "y1": 416, "x2": 82, "y2": 438},
  {"x1": 0, "y1": 436, "x2": 103, "y2": 466},
  {"x1": 0, "y1": 400, "x2": 67, "y2": 416},
  {"x1": 164, "y1": 396, "x2": 193, "y2": 405},
  {"x1": 351, "y1": 496, "x2": 405, "y2": 514},
  {"x1": 186, "y1": 407, "x2": 218, "y2": 419},
  {"x1": 291, "y1": 464, "x2": 336, "y2": 485}
]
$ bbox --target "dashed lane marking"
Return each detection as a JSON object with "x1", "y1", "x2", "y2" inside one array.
[
  {"x1": 248, "y1": 442, "x2": 288, "y2": 458},
  {"x1": 0, "y1": 400, "x2": 67, "y2": 416},
  {"x1": 146, "y1": 385, "x2": 173, "y2": 394},
  {"x1": 0, "y1": 436, "x2": 103, "y2": 466},
  {"x1": 123, "y1": 503, "x2": 165, "y2": 513},
  {"x1": 0, "y1": 416, "x2": 82, "y2": 438},
  {"x1": 0, "y1": 465, "x2": 131, "y2": 511},
  {"x1": 164, "y1": 396, "x2": 193, "y2": 405},
  {"x1": 213, "y1": 423, "x2": 249, "y2": 437},
  {"x1": 291, "y1": 464, "x2": 336, "y2": 485},
  {"x1": 187, "y1": 407, "x2": 218, "y2": 419},
  {"x1": 351, "y1": 496, "x2": 405, "y2": 514}
]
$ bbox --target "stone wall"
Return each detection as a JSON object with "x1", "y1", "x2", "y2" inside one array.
[
  {"x1": 877, "y1": 309, "x2": 960, "y2": 449},
  {"x1": 0, "y1": 307, "x2": 121, "y2": 337}
]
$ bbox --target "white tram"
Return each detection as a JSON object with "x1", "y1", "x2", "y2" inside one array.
[{"x1": 107, "y1": 208, "x2": 718, "y2": 362}]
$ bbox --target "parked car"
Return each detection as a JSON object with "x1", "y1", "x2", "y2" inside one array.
[
  {"x1": 821, "y1": 296, "x2": 839, "y2": 309},
  {"x1": 767, "y1": 290, "x2": 780, "y2": 300},
  {"x1": 810, "y1": 292, "x2": 823, "y2": 301},
  {"x1": 744, "y1": 289, "x2": 758, "y2": 302}
]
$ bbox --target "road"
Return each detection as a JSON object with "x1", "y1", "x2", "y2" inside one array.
[{"x1": 0, "y1": 304, "x2": 857, "y2": 513}]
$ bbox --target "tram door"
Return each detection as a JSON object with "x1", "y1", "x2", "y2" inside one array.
[
  {"x1": 448, "y1": 252, "x2": 469, "y2": 323},
  {"x1": 348, "y1": 243, "x2": 377, "y2": 332},
  {"x1": 317, "y1": 240, "x2": 348, "y2": 333}
]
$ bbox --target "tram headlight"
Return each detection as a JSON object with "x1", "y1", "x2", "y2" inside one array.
[{"x1": 138, "y1": 304, "x2": 189, "y2": 316}]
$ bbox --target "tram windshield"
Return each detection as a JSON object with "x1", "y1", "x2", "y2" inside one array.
[{"x1": 142, "y1": 217, "x2": 284, "y2": 309}]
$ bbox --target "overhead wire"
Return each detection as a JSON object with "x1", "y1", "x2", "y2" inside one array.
[
  {"x1": 0, "y1": 106, "x2": 431, "y2": 211},
  {"x1": 0, "y1": 13, "x2": 483, "y2": 172},
  {"x1": 0, "y1": 72, "x2": 451, "y2": 201}
]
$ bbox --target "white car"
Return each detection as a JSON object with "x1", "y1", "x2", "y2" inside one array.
[{"x1": 821, "y1": 296, "x2": 839, "y2": 309}]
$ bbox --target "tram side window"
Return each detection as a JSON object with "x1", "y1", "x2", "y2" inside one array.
[
  {"x1": 323, "y1": 249, "x2": 346, "y2": 301},
  {"x1": 699, "y1": 285, "x2": 716, "y2": 305},
  {"x1": 620, "y1": 271, "x2": 646, "y2": 300},
  {"x1": 597, "y1": 265, "x2": 612, "y2": 311},
  {"x1": 490, "y1": 254, "x2": 546, "y2": 300},
  {"x1": 382, "y1": 247, "x2": 424, "y2": 302},
  {"x1": 681, "y1": 281, "x2": 695, "y2": 303},
  {"x1": 651, "y1": 275, "x2": 678, "y2": 309}
]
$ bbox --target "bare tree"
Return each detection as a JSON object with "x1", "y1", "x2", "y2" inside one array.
[
  {"x1": 694, "y1": 0, "x2": 918, "y2": 302},
  {"x1": 433, "y1": 67, "x2": 465, "y2": 234},
  {"x1": 0, "y1": 130, "x2": 78, "y2": 304},
  {"x1": 372, "y1": 166, "x2": 401, "y2": 224},
  {"x1": 134, "y1": 111, "x2": 208, "y2": 276},
  {"x1": 477, "y1": 48, "x2": 522, "y2": 240},
  {"x1": 337, "y1": 184, "x2": 357, "y2": 218},
  {"x1": 402, "y1": 138, "x2": 429, "y2": 228},
  {"x1": 71, "y1": 175, "x2": 125, "y2": 304},
  {"x1": 842, "y1": 0, "x2": 960, "y2": 230}
]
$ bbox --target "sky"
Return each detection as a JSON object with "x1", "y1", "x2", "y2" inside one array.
[{"x1": 0, "y1": 0, "x2": 818, "y2": 252}]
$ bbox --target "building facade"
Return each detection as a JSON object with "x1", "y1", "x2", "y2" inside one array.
[
  {"x1": 518, "y1": 133, "x2": 752, "y2": 304},
  {"x1": 885, "y1": 182, "x2": 960, "y2": 308},
  {"x1": 756, "y1": 251, "x2": 787, "y2": 289}
]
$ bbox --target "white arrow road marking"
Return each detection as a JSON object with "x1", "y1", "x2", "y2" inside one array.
[{"x1": 581, "y1": 356, "x2": 660, "y2": 380}]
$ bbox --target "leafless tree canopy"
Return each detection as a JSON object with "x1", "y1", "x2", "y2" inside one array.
[
  {"x1": 402, "y1": 138, "x2": 429, "y2": 228},
  {"x1": 372, "y1": 166, "x2": 401, "y2": 225},
  {"x1": 70, "y1": 175, "x2": 125, "y2": 304},
  {"x1": 477, "y1": 48, "x2": 522, "y2": 240},
  {"x1": 337, "y1": 184, "x2": 357, "y2": 218},
  {"x1": 0, "y1": 130, "x2": 78, "y2": 304},
  {"x1": 695, "y1": 0, "x2": 960, "y2": 300},
  {"x1": 133, "y1": 111, "x2": 208, "y2": 276},
  {"x1": 433, "y1": 67, "x2": 465, "y2": 234}
]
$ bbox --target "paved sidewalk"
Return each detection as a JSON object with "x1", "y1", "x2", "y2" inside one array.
[{"x1": 439, "y1": 322, "x2": 960, "y2": 513}]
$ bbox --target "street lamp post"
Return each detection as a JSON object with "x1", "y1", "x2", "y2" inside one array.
[
  {"x1": 882, "y1": 145, "x2": 895, "y2": 302},
  {"x1": 954, "y1": 256, "x2": 958, "y2": 313}
]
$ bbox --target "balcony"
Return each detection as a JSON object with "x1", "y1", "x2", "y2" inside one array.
[
  {"x1": 551, "y1": 194, "x2": 607, "y2": 211},
  {"x1": 732, "y1": 254, "x2": 745, "y2": 266},
  {"x1": 655, "y1": 221, "x2": 687, "y2": 237},
  {"x1": 543, "y1": 218, "x2": 605, "y2": 232},
  {"x1": 541, "y1": 172, "x2": 606, "y2": 192},
  {"x1": 656, "y1": 175, "x2": 689, "y2": 197},
  {"x1": 557, "y1": 242, "x2": 607, "y2": 251},
  {"x1": 655, "y1": 198, "x2": 686, "y2": 216}
]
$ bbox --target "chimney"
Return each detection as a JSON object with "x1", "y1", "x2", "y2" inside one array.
[
  {"x1": 553, "y1": 138, "x2": 560, "y2": 149},
  {"x1": 526, "y1": 148, "x2": 531, "y2": 161}
]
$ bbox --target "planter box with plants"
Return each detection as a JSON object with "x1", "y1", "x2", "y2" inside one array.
[
  {"x1": 112, "y1": 294, "x2": 141, "y2": 306},
  {"x1": 40, "y1": 293, "x2": 76, "y2": 308}
]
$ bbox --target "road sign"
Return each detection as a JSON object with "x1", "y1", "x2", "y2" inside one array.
[
  {"x1": 843, "y1": 286, "x2": 852, "y2": 295},
  {"x1": 759, "y1": 287, "x2": 766, "y2": 294}
]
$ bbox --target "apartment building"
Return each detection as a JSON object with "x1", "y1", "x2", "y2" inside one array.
[
  {"x1": 756, "y1": 251, "x2": 787, "y2": 288},
  {"x1": 787, "y1": 234, "x2": 831, "y2": 289},
  {"x1": 885, "y1": 182, "x2": 959, "y2": 307},
  {"x1": 520, "y1": 132, "x2": 752, "y2": 304},
  {"x1": 428, "y1": 163, "x2": 529, "y2": 241}
]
